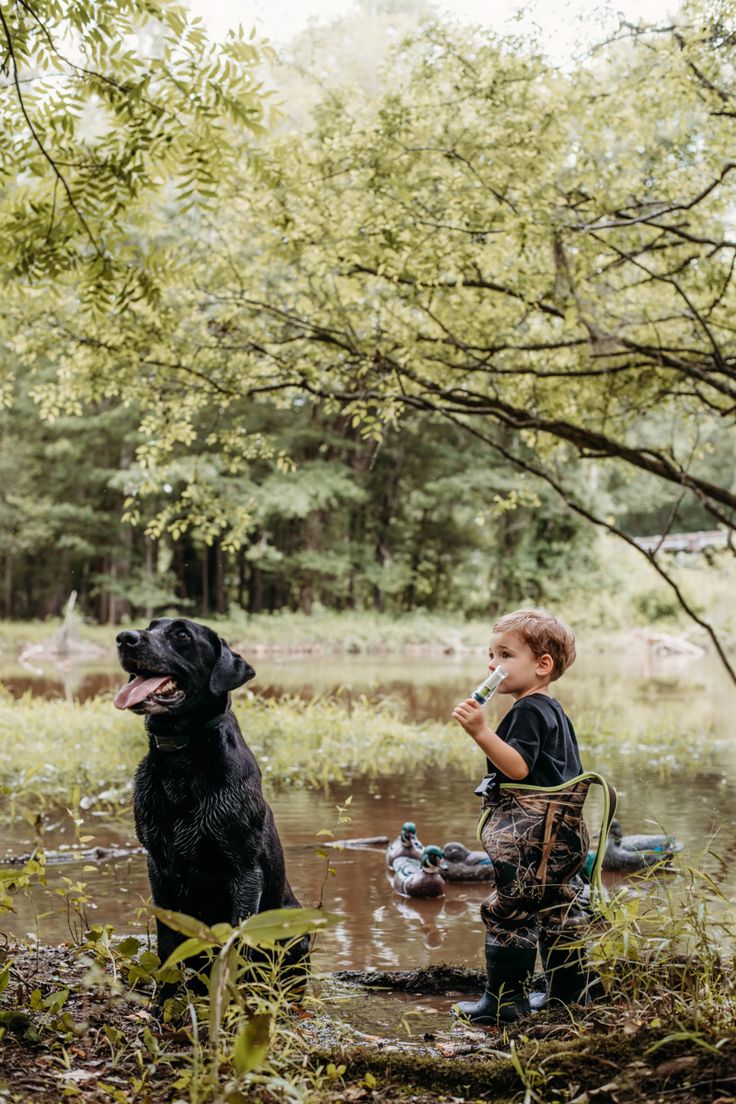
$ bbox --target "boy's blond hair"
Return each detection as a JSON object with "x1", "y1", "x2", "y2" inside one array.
[{"x1": 492, "y1": 608, "x2": 576, "y2": 682}]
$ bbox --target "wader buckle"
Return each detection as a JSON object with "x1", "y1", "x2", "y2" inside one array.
[{"x1": 474, "y1": 773, "x2": 500, "y2": 806}]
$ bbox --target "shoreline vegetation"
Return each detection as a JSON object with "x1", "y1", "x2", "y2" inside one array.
[
  {"x1": 0, "y1": 604, "x2": 723, "y2": 661},
  {"x1": 0, "y1": 686, "x2": 727, "y2": 808},
  {"x1": 0, "y1": 530, "x2": 733, "y2": 658}
]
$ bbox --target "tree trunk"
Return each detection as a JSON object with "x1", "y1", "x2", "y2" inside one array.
[
  {"x1": 215, "y1": 541, "x2": 226, "y2": 614},
  {"x1": 144, "y1": 537, "x2": 155, "y2": 621},
  {"x1": 201, "y1": 546, "x2": 210, "y2": 617},
  {"x1": 98, "y1": 560, "x2": 108, "y2": 624},
  {"x1": 107, "y1": 561, "x2": 117, "y2": 625},
  {"x1": 3, "y1": 554, "x2": 12, "y2": 618},
  {"x1": 237, "y1": 551, "x2": 246, "y2": 610},
  {"x1": 298, "y1": 512, "x2": 321, "y2": 614},
  {"x1": 247, "y1": 562, "x2": 263, "y2": 614}
]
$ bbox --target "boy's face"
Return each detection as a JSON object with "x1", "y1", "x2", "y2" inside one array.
[{"x1": 488, "y1": 630, "x2": 553, "y2": 697}]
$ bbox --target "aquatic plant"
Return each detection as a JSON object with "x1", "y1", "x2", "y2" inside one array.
[
  {"x1": 0, "y1": 692, "x2": 470, "y2": 810},
  {"x1": 0, "y1": 687, "x2": 727, "y2": 823}
]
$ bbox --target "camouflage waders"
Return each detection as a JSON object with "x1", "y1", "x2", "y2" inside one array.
[
  {"x1": 453, "y1": 772, "x2": 617, "y2": 1023},
  {"x1": 476, "y1": 774, "x2": 617, "y2": 952}
]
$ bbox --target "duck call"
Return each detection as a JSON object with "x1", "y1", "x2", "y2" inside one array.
[{"x1": 470, "y1": 665, "x2": 509, "y2": 705}]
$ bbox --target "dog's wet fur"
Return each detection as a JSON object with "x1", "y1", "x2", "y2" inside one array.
[{"x1": 115, "y1": 617, "x2": 308, "y2": 989}]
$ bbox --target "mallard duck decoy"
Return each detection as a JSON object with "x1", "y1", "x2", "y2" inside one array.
[
  {"x1": 392, "y1": 845, "x2": 447, "y2": 898},
  {"x1": 442, "y1": 841, "x2": 494, "y2": 882},
  {"x1": 386, "y1": 821, "x2": 423, "y2": 869},
  {"x1": 609, "y1": 820, "x2": 684, "y2": 855},
  {"x1": 584, "y1": 819, "x2": 684, "y2": 875}
]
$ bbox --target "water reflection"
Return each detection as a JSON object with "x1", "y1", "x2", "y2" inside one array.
[
  {"x1": 2, "y1": 643, "x2": 733, "y2": 746},
  {"x1": 3, "y1": 764, "x2": 736, "y2": 973}
]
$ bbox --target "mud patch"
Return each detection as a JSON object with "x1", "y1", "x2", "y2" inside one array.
[{"x1": 332, "y1": 964, "x2": 484, "y2": 994}]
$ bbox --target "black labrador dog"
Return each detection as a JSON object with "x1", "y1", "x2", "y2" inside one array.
[{"x1": 114, "y1": 617, "x2": 308, "y2": 986}]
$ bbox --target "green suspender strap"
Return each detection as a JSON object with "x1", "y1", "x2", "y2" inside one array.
[{"x1": 475, "y1": 771, "x2": 618, "y2": 908}]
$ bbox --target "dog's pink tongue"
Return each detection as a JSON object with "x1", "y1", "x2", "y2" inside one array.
[{"x1": 114, "y1": 675, "x2": 169, "y2": 710}]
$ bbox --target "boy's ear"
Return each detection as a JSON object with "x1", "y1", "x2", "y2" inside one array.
[{"x1": 536, "y1": 653, "x2": 554, "y2": 676}]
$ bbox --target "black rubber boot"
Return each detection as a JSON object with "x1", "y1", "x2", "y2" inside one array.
[
  {"x1": 454, "y1": 940, "x2": 536, "y2": 1026},
  {"x1": 528, "y1": 937, "x2": 590, "y2": 1011}
]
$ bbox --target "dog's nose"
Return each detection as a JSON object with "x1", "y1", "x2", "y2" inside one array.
[{"x1": 117, "y1": 630, "x2": 141, "y2": 648}]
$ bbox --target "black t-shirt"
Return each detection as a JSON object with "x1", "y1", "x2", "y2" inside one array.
[{"x1": 488, "y1": 693, "x2": 583, "y2": 787}]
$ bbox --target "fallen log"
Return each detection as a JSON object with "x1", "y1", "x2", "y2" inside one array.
[
  {"x1": 331, "y1": 964, "x2": 484, "y2": 994},
  {"x1": 1, "y1": 844, "x2": 144, "y2": 867},
  {"x1": 327, "y1": 836, "x2": 389, "y2": 849}
]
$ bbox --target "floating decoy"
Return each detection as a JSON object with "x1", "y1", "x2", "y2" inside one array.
[
  {"x1": 609, "y1": 820, "x2": 683, "y2": 855},
  {"x1": 584, "y1": 819, "x2": 684, "y2": 876},
  {"x1": 442, "y1": 841, "x2": 494, "y2": 882},
  {"x1": 386, "y1": 821, "x2": 423, "y2": 869},
  {"x1": 392, "y1": 845, "x2": 447, "y2": 898}
]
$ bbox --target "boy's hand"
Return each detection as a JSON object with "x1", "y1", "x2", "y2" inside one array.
[{"x1": 452, "y1": 698, "x2": 490, "y2": 740}]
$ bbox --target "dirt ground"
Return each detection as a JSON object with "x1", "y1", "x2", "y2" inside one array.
[{"x1": 1, "y1": 945, "x2": 735, "y2": 1104}]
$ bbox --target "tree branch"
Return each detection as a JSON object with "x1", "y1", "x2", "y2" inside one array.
[{"x1": 0, "y1": 3, "x2": 101, "y2": 255}]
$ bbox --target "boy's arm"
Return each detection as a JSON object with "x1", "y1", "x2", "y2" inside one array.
[{"x1": 452, "y1": 699, "x2": 529, "y2": 781}]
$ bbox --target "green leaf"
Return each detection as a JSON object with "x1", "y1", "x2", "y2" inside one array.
[
  {"x1": 210, "y1": 922, "x2": 234, "y2": 941},
  {"x1": 232, "y1": 1012, "x2": 273, "y2": 1074},
  {"x1": 116, "y1": 937, "x2": 141, "y2": 958},
  {"x1": 104, "y1": 1024, "x2": 125, "y2": 1047},
  {"x1": 153, "y1": 908, "x2": 221, "y2": 943},
  {"x1": 43, "y1": 989, "x2": 69, "y2": 1013},
  {"x1": 161, "y1": 937, "x2": 214, "y2": 969},
  {"x1": 139, "y1": 950, "x2": 161, "y2": 972},
  {"x1": 208, "y1": 944, "x2": 236, "y2": 1045},
  {"x1": 155, "y1": 965, "x2": 183, "y2": 985},
  {"x1": 239, "y1": 907, "x2": 341, "y2": 948},
  {"x1": 127, "y1": 965, "x2": 154, "y2": 986}
]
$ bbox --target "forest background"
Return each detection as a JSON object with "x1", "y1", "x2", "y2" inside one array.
[{"x1": 1, "y1": 0, "x2": 735, "y2": 667}]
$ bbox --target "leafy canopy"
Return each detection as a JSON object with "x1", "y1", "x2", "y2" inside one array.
[{"x1": 0, "y1": 0, "x2": 270, "y2": 305}]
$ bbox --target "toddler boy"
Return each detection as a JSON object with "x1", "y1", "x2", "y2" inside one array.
[{"x1": 451, "y1": 608, "x2": 590, "y2": 1024}]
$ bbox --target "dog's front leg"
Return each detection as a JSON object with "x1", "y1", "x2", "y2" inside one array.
[
  {"x1": 146, "y1": 858, "x2": 186, "y2": 966},
  {"x1": 144, "y1": 859, "x2": 193, "y2": 1009},
  {"x1": 232, "y1": 868, "x2": 264, "y2": 926}
]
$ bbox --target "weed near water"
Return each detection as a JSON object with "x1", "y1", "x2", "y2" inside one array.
[
  {"x1": 0, "y1": 692, "x2": 467, "y2": 818},
  {"x1": 0, "y1": 687, "x2": 725, "y2": 827}
]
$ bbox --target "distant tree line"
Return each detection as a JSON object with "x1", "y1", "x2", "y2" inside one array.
[
  {"x1": 1, "y1": 372, "x2": 722, "y2": 622},
  {"x1": 0, "y1": 382, "x2": 602, "y2": 621}
]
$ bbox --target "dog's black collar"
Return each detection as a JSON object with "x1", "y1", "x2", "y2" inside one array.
[
  {"x1": 152, "y1": 731, "x2": 191, "y2": 752},
  {"x1": 152, "y1": 711, "x2": 228, "y2": 753}
]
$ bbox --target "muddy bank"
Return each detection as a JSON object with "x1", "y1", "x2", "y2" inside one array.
[
  {"x1": 306, "y1": 1032, "x2": 736, "y2": 1103},
  {"x1": 332, "y1": 964, "x2": 485, "y2": 994},
  {"x1": 2, "y1": 943, "x2": 736, "y2": 1103}
]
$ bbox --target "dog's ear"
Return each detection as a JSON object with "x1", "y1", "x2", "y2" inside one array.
[{"x1": 209, "y1": 638, "x2": 253, "y2": 696}]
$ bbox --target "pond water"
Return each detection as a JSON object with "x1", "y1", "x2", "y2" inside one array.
[{"x1": 2, "y1": 643, "x2": 736, "y2": 989}]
